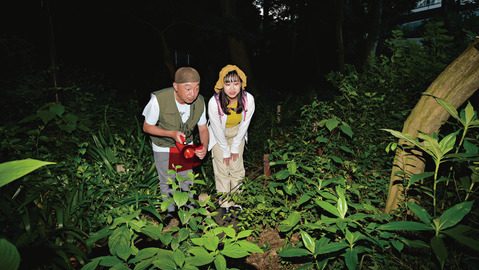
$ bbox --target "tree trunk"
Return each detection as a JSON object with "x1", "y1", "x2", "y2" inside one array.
[
  {"x1": 361, "y1": 0, "x2": 382, "y2": 67},
  {"x1": 385, "y1": 38, "x2": 479, "y2": 213},
  {"x1": 335, "y1": 0, "x2": 345, "y2": 72},
  {"x1": 220, "y1": 0, "x2": 254, "y2": 87}
]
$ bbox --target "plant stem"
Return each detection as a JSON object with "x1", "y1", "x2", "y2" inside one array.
[{"x1": 433, "y1": 161, "x2": 440, "y2": 217}]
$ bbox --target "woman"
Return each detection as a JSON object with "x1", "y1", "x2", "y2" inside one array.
[{"x1": 208, "y1": 64, "x2": 255, "y2": 212}]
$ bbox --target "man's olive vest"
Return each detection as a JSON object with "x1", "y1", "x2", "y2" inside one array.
[{"x1": 150, "y1": 87, "x2": 205, "y2": 147}]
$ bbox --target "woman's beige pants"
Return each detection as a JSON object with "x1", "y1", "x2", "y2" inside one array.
[{"x1": 212, "y1": 125, "x2": 245, "y2": 208}]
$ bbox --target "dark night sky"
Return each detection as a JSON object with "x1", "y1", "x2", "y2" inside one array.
[{"x1": 2, "y1": 2, "x2": 209, "y2": 101}]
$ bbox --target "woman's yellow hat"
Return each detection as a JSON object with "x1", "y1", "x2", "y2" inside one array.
[{"x1": 214, "y1": 64, "x2": 247, "y2": 93}]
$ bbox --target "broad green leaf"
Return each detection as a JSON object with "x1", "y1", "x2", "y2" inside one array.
[
  {"x1": 344, "y1": 248, "x2": 358, "y2": 270},
  {"x1": 49, "y1": 103, "x2": 65, "y2": 116},
  {"x1": 418, "y1": 133, "x2": 443, "y2": 161},
  {"x1": 317, "y1": 242, "x2": 348, "y2": 254},
  {"x1": 391, "y1": 240, "x2": 404, "y2": 252},
  {"x1": 237, "y1": 230, "x2": 253, "y2": 239},
  {"x1": 431, "y1": 236, "x2": 447, "y2": 269},
  {"x1": 0, "y1": 159, "x2": 55, "y2": 188},
  {"x1": 221, "y1": 243, "x2": 250, "y2": 258},
  {"x1": 173, "y1": 191, "x2": 189, "y2": 208},
  {"x1": 464, "y1": 102, "x2": 475, "y2": 125},
  {"x1": 173, "y1": 249, "x2": 185, "y2": 267},
  {"x1": 443, "y1": 225, "x2": 479, "y2": 252},
  {"x1": 140, "y1": 225, "x2": 162, "y2": 240},
  {"x1": 340, "y1": 123, "x2": 353, "y2": 138},
  {"x1": 98, "y1": 256, "x2": 123, "y2": 267},
  {"x1": 287, "y1": 161, "x2": 297, "y2": 175},
  {"x1": 186, "y1": 247, "x2": 214, "y2": 266},
  {"x1": 237, "y1": 240, "x2": 264, "y2": 253},
  {"x1": 406, "y1": 202, "x2": 432, "y2": 226},
  {"x1": 315, "y1": 199, "x2": 340, "y2": 218},
  {"x1": 204, "y1": 235, "x2": 219, "y2": 252},
  {"x1": 178, "y1": 228, "x2": 190, "y2": 242},
  {"x1": 214, "y1": 254, "x2": 227, "y2": 270},
  {"x1": 80, "y1": 259, "x2": 100, "y2": 270},
  {"x1": 278, "y1": 247, "x2": 311, "y2": 257},
  {"x1": 438, "y1": 132, "x2": 457, "y2": 155},
  {"x1": 336, "y1": 187, "x2": 348, "y2": 219},
  {"x1": 279, "y1": 211, "x2": 301, "y2": 232},
  {"x1": 0, "y1": 238, "x2": 20, "y2": 270},
  {"x1": 108, "y1": 226, "x2": 132, "y2": 261},
  {"x1": 381, "y1": 129, "x2": 423, "y2": 151},
  {"x1": 133, "y1": 247, "x2": 159, "y2": 261},
  {"x1": 296, "y1": 194, "x2": 312, "y2": 206},
  {"x1": 300, "y1": 231, "x2": 316, "y2": 254},
  {"x1": 408, "y1": 171, "x2": 434, "y2": 188},
  {"x1": 435, "y1": 98, "x2": 461, "y2": 123},
  {"x1": 436, "y1": 201, "x2": 473, "y2": 231},
  {"x1": 274, "y1": 169, "x2": 290, "y2": 180},
  {"x1": 378, "y1": 221, "x2": 432, "y2": 231},
  {"x1": 153, "y1": 256, "x2": 177, "y2": 270},
  {"x1": 325, "y1": 118, "x2": 340, "y2": 131}
]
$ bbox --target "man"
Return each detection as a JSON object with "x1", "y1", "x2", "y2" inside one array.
[{"x1": 142, "y1": 67, "x2": 208, "y2": 215}]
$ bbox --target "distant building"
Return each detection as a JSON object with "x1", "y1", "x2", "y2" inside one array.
[{"x1": 400, "y1": 0, "x2": 478, "y2": 38}]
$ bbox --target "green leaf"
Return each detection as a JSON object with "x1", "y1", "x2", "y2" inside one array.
[
  {"x1": 431, "y1": 236, "x2": 447, "y2": 269},
  {"x1": 173, "y1": 249, "x2": 185, "y2": 267},
  {"x1": 274, "y1": 169, "x2": 290, "y2": 180},
  {"x1": 80, "y1": 259, "x2": 100, "y2": 270},
  {"x1": 173, "y1": 191, "x2": 189, "y2": 208},
  {"x1": 325, "y1": 118, "x2": 340, "y2": 131},
  {"x1": 98, "y1": 256, "x2": 123, "y2": 267},
  {"x1": 287, "y1": 161, "x2": 297, "y2": 175},
  {"x1": 443, "y1": 225, "x2": 479, "y2": 252},
  {"x1": 340, "y1": 123, "x2": 353, "y2": 138},
  {"x1": 279, "y1": 211, "x2": 301, "y2": 232},
  {"x1": 463, "y1": 102, "x2": 475, "y2": 125},
  {"x1": 436, "y1": 201, "x2": 473, "y2": 231},
  {"x1": 204, "y1": 235, "x2": 219, "y2": 252},
  {"x1": 0, "y1": 159, "x2": 56, "y2": 188},
  {"x1": 438, "y1": 132, "x2": 457, "y2": 155},
  {"x1": 378, "y1": 221, "x2": 432, "y2": 231},
  {"x1": 391, "y1": 240, "x2": 404, "y2": 252},
  {"x1": 435, "y1": 97, "x2": 461, "y2": 123},
  {"x1": 108, "y1": 226, "x2": 132, "y2": 261},
  {"x1": 381, "y1": 129, "x2": 423, "y2": 151},
  {"x1": 315, "y1": 199, "x2": 340, "y2": 218},
  {"x1": 237, "y1": 230, "x2": 253, "y2": 239},
  {"x1": 344, "y1": 248, "x2": 358, "y2": 270},
  {"x1": 317, "y1": 242, "x2": 348, "y2": 254},
  {"x1": 336, "y1": 187, "x2": 348, "y2": 219},
  {"x1": 406, "y1": 202, "x2": 432, "y2": 226},
  {"x1": 278, "y1": 247, "x2": 311, "y2": 257},
  {"x1": 0, "y1": 238, "x2": 20, "y2": 270},
  {"x1": 221, "y1": 243, "x2": 250, "y2": 258},
  {"x1": 237, "y1": 240, "x2": 264, "y2": 253},
  {"x1": 214, "y1": 254, "x2": 227, "y2": 270},
  {"x1": 49, "y1": 103, "x2": 65, "y2": 116},
  {"x1": 408, "y1": 172, "x2": 434, "y2": 188},
  {"x1": 141, "y1": 224, "x2": 162, "y2": 240},
  {"x1": 187, "y1": 247, "x2": 214, "y2": 266},
  {"x1": 300, "y1": 231, "x2": 315, "y2": 254}
]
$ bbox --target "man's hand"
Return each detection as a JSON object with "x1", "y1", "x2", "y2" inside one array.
[
  {"x1": 231, "y1": 153, "x2": 239, "y2": 162},
  {"x1": 194, "y1": 145, "x2": 207, "y2": 160},
  {"x1": 174, "y1": 131, "x2": 186, "y2": 144}
]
